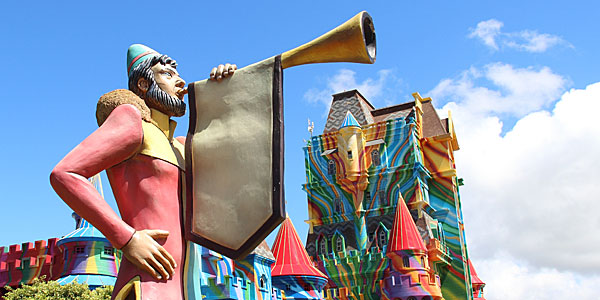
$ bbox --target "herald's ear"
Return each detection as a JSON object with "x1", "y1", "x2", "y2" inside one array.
[{"x1": 137, "y1": 78, "x2": 149, "y2": 94}]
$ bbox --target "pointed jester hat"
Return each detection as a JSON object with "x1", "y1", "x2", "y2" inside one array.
[{"x1": 127, "y1": 44, "x2": 159, "y2": 77}]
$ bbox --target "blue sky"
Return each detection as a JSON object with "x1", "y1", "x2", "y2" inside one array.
[{"x1": 1, "y1": 1, "x2": 599, "y2": 298}]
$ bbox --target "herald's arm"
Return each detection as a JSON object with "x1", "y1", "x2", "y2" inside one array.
[{"x1": 50, "y1": 104, "x2": 144, "y2": 249}]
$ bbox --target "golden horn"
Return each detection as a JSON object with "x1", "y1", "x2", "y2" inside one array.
[{"x1": 281, "y1": 11, "x2": 376, "y2": 69}]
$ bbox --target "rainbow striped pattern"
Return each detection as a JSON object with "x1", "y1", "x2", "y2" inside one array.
[
  {"x1": 303, "y1": 90, "x2": 477, "y2": 300},
  {"x1": 198, "y1": 246, "x2": 285, "y2": 300}
]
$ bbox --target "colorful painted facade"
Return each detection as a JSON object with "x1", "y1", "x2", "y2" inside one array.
[
  {"x1": 303, "y1": 89, "x2": 484, "y2": 300},
  {"x1": 0, "y1": 213, "x2": 121, "y2": 293},
  {"x1": 2, "y1": 89, "x2": 485, "y2": 300}
]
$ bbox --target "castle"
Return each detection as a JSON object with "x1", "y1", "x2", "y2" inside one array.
[
  {"x1": 1, "y1": 90, "x2": 485, "y2": 300},
  {"x1": 302, "y1": 90, "x2": 485, "y2": 300}
]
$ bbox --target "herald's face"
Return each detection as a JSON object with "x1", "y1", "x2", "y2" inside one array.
[{"x1": 151, "y1": 63, "x2": 187, "y2": 101}]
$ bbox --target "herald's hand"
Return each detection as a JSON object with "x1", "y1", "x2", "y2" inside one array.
[
  {"x1": 121, "y1": 230, "x2": 177, "y2": 281},
  {"x1": 210, "y1": 63, "x2": 237, "y2": 81}
]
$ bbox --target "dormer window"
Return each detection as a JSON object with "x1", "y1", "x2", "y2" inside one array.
[
  {"x1": 371, "y1": 149, "x2": 380, "y2": 166},
  {"x1": 74, "y1": 246, "x2": 85, "y2": 254},
  {"x1": 378, "y1": 229, "x2": 387, "y2": 248},
  {"x1": 319, "y1": 237, "x2": 327, "y2": 255},
  {"x1": 378, "y1": 190, "x2": 386, "y2": 206},
  {"x1": 334, "y1": 197, "x2": 342, "y2": 213},
  {"x1": 328, "y1": 160, "x2": 336, "y2": 175}
]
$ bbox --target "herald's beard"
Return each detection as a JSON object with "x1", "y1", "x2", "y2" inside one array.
[{"x1": 144, "y1": 83, "x2": 187, "y2": 117}]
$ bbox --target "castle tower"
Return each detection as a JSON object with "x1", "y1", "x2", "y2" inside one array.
[
  {"x1": 468, "y1": 260, "x2": 486, "y2": 300},
  {"x1": 383, "y1": 194, "x2": 443, "y2": 300},
  {"x1": 335, "y1": 111, "x2": 370, "y2": 251},
  {"x1": 304, "y1": 89, "x2": 480, "y2": 299},
  {"x1": 271, "y1": 217, "x2": 328, "y2": 299},
  {"x1": 55, "y1": 212, "x2": 121, "y2": 288}
]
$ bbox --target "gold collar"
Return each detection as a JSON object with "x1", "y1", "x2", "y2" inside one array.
[{"x1": 150, "y1": 108, "x2": 178, "y2": 142}]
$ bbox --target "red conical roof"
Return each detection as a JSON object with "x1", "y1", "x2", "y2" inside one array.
[
  {"x1": 468, "y1": 259, "x2": 485, "y2": 285},
  {"x1": 271, "y1": 217, "x2": 327, "y2": 278},
  {"x1": 387, "y1": 194, "x2": 427, "y2": 252}
]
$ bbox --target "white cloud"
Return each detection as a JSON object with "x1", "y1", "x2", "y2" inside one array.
[
  {"x1": 468, "y1": 19, "x2": 571, "y2": 52},
  {"x1": 468, "y1": 19, "x2": 503, "y2": 50},
  {"x1": 304, "y1": 69, "x2": 399, "y2": 114},
  {"x1": 431, "y1": 69, "x2": 600, "y2": 275},
  {"x1": 474, "y1": 253, "x2": 600, "y2": 299},
  {"x1": 430, "y1": 63, "x2": 568, "y2": 117}
]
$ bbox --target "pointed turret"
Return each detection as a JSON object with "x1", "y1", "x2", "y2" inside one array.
[
  {"x1": 272, "y1": 217, "x2": 326, "y2": 278},
  {"x1": 272, "y1": 217, "x2": 327, "y2": 299},
  {"x1": 387, "y1": 194, "x2": 427, "y2": 253},
  {"x1": 383, "y1": 194, "x2": 444, "y2": 300},
  {"x1": 340, "y1": 111, "x2": 361, "y2": 128},
  {"x1": 469, "y1": 259, "x2": 486, "y2": 300}
]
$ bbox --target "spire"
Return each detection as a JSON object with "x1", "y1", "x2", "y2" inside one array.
[
  {"x1": 340, "y1": 111, "x2": 361, "y2": 128},
  {"x1": 387, "y1": 194, "x2": 426, "y2": 253},
  {"x1": 271, "y1": 217, "x2": 327, "y2": 278},
  {"x1": 468, "y1": 259, "x2": 484, "y2": 285}
]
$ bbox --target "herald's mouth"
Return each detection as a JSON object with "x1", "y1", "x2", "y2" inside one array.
[{"x1": 176, "y1": 88, "x2": 188, "y2": 100}]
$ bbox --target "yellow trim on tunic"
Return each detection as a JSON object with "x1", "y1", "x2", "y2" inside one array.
[
  {"x1": 139, "y1": 109, "x2": 185, "y2": 169},
  {"x1": 113, "y1": 276, "x2": 141, "y2": 300}
]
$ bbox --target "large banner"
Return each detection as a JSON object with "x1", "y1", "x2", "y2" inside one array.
[{"x1": 185, "y1": 56, "x2": 285, "y2": 259}]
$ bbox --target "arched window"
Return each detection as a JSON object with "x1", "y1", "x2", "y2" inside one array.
[
  {"x1": 334, "y1": 197, "x2": 342, "y2": 213},
  {"x1": 319, "y1": 237, "x2": 327, "y2": 255},
  {"x1": 328, "y1": 160, "x2": 336, "y2": 175},
  {"x1": 403, "y1": 256, "x2": 410, "y2": 268},
  {"x1": 378, "y1": 190, "x2": 386, "y2": 206},
  {"x1": 371, "y1": 149, "x2": 380, "y2": 166},
  {"x1": 378, "y1": 229, "x2": 387, "y2": 248},
  {"x1": 336, "y1": 237, "x2": 344, "y2": 252},
  {"x1": 259, "y1": 274, "x2": 267, "y2": 289},
  {"x1": 407, "y1": 297, "x2": 417, "y2": 300}
]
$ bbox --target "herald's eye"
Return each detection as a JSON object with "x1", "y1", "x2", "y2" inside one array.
[{"x1": 162, "y1": 71, "x2": 172, "y2": 78}]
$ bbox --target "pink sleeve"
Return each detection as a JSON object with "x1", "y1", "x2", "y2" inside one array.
[{"x1": 50, "y1": 104, "x2": 144, "y2": 249}]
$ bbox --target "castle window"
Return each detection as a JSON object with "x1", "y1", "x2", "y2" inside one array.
[
  {"x1": 319, "y1": 237, "x2": 327, "y2": 255},
  {"x1": 378, "y1": 229, "x2": 387, "y2": 248},
  {"x1": 365, "y1": 191, "x2": 371, "y2": 203},
  {"x1": 74, "y1": 246, "x2": 85, "y2": 254},
  {"x1": 334, "y1": 197, "x2": 342, "y2": 213},
  {"x1": 371, "y1": 149, "x2": 380, "y2": 166},
  {"x1": 378, "y1": 190, "x2": 386, "y2": 206},
  {"x1": 347, "y1": 151, "x2": 353, "y2": 159},
  {"x1": 259, "y1": 275, "x2": 267, "y2": 290},
  {"x1": 408, "y1": 297, "x2": 417, "y2": 300},
  {"x1": 103, "y1": 246, "x2": 114, "y2": 256},
  {"x1": 328, "y1": 160, "x2": 336, "y2": 175},
  {"x1": 403, "y1": 256, "x2": 410, "y2": 268},
  {"x1": 336, "y1": 237, "x2": 343, "y2": 252}
]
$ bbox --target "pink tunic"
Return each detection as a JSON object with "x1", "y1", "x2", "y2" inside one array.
[{"x1": 51, "y1": 104, "x2": 185, "y2": 300}]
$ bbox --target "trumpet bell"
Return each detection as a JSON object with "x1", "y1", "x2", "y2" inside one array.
[{"x1": 281, "y1": 11, "x2": 376, "y2": 69}]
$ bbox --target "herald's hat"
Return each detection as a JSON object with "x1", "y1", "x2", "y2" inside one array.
[{"x1": 127, "y1": 44, "x2": 159, "y2": 76}]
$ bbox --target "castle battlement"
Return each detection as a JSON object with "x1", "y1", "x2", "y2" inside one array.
[
  {"x1": 0, "y1": 238, "x2": 63, "y2": 287},
  {"x1": 385, "y1": 271, "x2": 441, "y2": 288}
]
